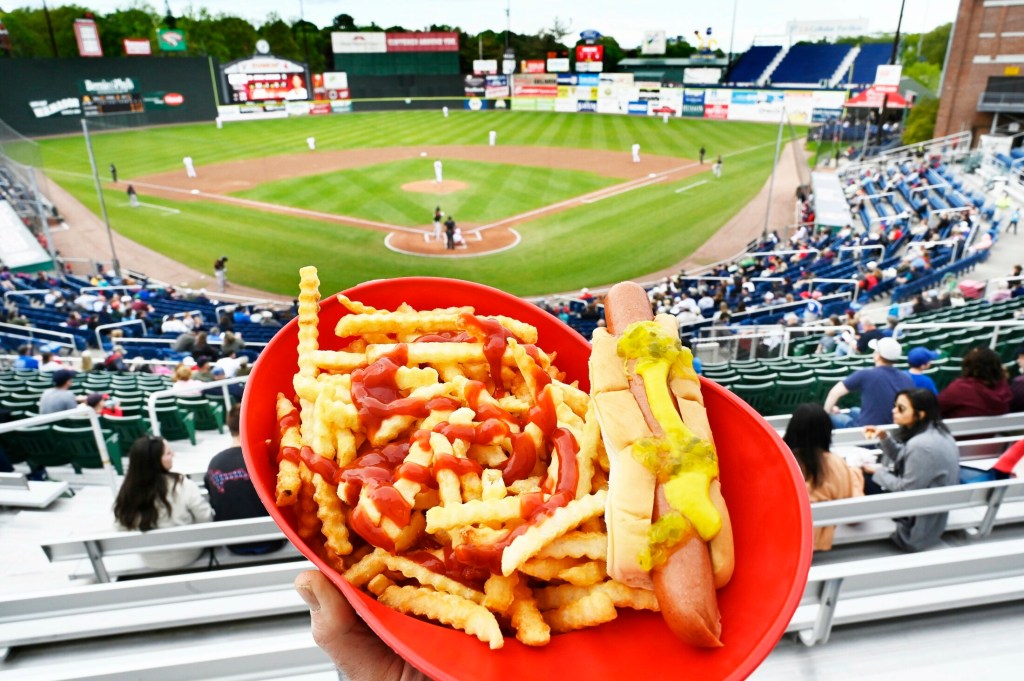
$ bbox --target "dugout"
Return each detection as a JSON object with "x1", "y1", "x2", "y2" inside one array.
[{"x1": 0, "y1": 58, "x2": 219, "y2": 137}]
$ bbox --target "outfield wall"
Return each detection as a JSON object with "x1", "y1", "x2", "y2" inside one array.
[{"x1": 0, "y1": 58, "x2": 219, "y2": 137}]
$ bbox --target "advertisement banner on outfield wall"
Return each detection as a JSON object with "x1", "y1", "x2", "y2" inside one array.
[
  {"x1": 728, "y1": 89, "x2": 784, "y2": 122},
  {"x1": 123, "y1": 38, "x2": 151, "y2": 55},
  {"x1": 521, "y1": 60, "x2": 546, "y2": 74},
  {"x1": 596, "y1": 73, "x2": 636, "y2": 114},
  {"x1": 485, "y1": 75, "x2": 510, "y2": 98},
  {"x1": 331, "y1": 32, "x2": 386, "y2": 53},
  {"x1": 464, "y1": 75, "x2": 485, "y2": 97},
  {"x1": 575, "y1": 44, "x2": 604, "y2": 72},
  {"x1": 651, "y1": 88, "x2": 683, "y2": 117},
  {"x1": 74, "y1": 19, "x2": 103, "y2": 57},
  {"x1": 513, "y1": 73, "x2": 557, "y2": 97},
  {"x1": 474, "y1": 59, "x2": 498, "y2": 75},
  {"x1": 386, "y1": 32, "x2": 458, "y2": 52},
  {"x1": 547, "y1": 58, "x2": 570, "y2": 72},
  {"x1": 683, "y1": 88, "x2": 705, "y2": 116},
  {"x1": 683, "y1": 67, "x2": 722, "y2": 85}
]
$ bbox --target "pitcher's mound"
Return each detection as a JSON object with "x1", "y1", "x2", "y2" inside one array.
[{"x1": 403, "y1": 180, "x2": 468, "y2": 194}]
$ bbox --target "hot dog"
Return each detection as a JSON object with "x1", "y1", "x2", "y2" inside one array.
[{"x1": 590, "y1": 281, "x2": 734, "y2": 647}]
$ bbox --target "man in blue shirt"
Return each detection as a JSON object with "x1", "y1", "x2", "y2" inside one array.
[
  {"x1": 905, "y1": 346, "x2": 941, "y2": 395},
  {"x1": 824, "y1": 337, "x2": 915, "y2": 428}
]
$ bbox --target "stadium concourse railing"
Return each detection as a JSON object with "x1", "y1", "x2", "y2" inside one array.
[
  {"x1": 894, "y1": 320, "x2": 1024, "y2": 349},
  {"x1": 694, "y1": 324, "x2": 857, "y2": 365},
  {"x1": 0, "y1": 321, "x2": 78, "y2": 355},
  {"x1": 0, "y1": 405, "x2": 118, "y2": 491}
]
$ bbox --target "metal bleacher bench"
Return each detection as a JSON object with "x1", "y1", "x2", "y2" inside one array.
[
  {"x1": 788, "y1": 477, "x2": 1024, "y2": 646},
  {"x1": 40, "y1": 517, "x2": 302, "y2": 583},
  {"x1": 0, "y1": 561, "x2": 312, "y2": 661}
]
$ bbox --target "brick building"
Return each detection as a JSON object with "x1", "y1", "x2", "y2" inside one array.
[{"x1": 936, "y1": 0, "x2": 1024, "y2": 139}]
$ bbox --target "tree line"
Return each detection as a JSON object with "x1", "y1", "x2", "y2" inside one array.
[{"x1": 0, "y1": 6, "x2": 707, "y2": 72}]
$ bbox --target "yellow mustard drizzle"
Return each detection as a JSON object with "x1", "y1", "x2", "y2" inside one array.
[{"x1": 617, "y1": 321, "x2": 720, "y2": 570}]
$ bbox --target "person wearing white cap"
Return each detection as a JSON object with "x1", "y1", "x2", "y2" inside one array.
[{"x1": 824, "y1": 336, "x2": 915, "y2": 429}]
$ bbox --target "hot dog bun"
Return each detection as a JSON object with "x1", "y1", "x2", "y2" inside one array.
[{"x1": 591, "y1": 281, "x2": 734, "y2": 647}]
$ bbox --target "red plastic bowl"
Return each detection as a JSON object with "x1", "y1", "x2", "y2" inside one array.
[{"x1": 241, "y1": 277, "x2": 811, "y2": 681}]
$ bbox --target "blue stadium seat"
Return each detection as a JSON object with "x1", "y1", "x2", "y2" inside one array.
[
  {"x1": 726, "y1": 45, "x2": 783, "y2": 84},
  {"x1": 771, "y1": 44, "x2": 853, "y2": 85}
]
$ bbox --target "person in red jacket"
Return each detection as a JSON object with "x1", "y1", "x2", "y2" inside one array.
[{"x1": 938, "y1": 347, "x2": 1013, "y2": 419}]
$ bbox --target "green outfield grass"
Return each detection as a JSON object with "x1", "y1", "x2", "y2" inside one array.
[
  {"x1": 36, "y1": 111, "x2": 799, "y2": 296},
  {"x1": 233, "y1": 159, "x2": 617, "y2": 227}
]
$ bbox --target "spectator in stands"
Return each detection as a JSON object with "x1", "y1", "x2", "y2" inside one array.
[
  {"x1": 102, "y1": 345, "x2": 128, "y2": 372},
  {"x1": 824, "y1": 337, "x2": 914, "y2": 428},
  {"x1": 38, "y1": 369, "x2": 83, "y2": 414},
  {"x1": 172, "y1": 363, "x2": 204, "y2": 396},
  {"x1": 173, "y1": 330, "x2": 196, "y2": 353},
  {"x1": 113, "y1": 436, "x2": 213, "y2": 569},
  {"x1": 194, "y1": 357, "x2": 217, "y2": 382},
  {"x1": 862, "y1": 389, "x2": 960, "y2": 551},
  {"x1": 783, "y1": 404, "x2": 864, "y2": 551},
  {"x1": 854, "y1": 317, "x2": 885, "y2": 354},
  {"x1": 905, "y1": 346, "x2": 941, "y2": 395},
  {"x1": 161, "y1": 315, "x2": 188, "y2": 335},
  {"x1": 39, "y1": 350, "x2": 64, "y2": 372},
  {"x1": 86, "y1": 392, "x2": 123, "y2": 417},
  {"x1": 13, "y1": 344, "x2": 39, "y2": 370},
  {"x1": 128, "y1": 356, "x2": 153, "y2": 374},
  {"x1": 1010, "y1": 344, "x2": 1024, "y2": 413},
  {"x1": 222, "y1": 329, "x2": 245, "y2": 356},
  {"x1": 938, "y1": 347, "x2": 1013, "y2": 419},
  {"x1": 204, "y1": 405, "x2": 285, "y2": 555},
  {"x1": 192, "y1": 330, "x2": 219, "y2": 361}
]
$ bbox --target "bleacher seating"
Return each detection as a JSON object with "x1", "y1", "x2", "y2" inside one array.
[
  {"x1": 770, "y1": 44, "x2": 853, "y2": 85},
  {"x1": 725, "y1": 45, "x2": 783, "y2": 85},
  {"x1": 842, "y1": 43, "x2": 894, "y2": 88}
]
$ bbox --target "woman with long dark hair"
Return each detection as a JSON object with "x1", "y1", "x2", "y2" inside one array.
[
  {"x1": 938, "y1": 346, "x2": 1012, "y2": 419},
  {"x1": 113, "y1": 436, "x2": 213, "y2": 568},
  {"x1": 863, "y1": 388, "x2": 960, "y2": 551},
  {"x1": 783, "y1": 403, "x2": 864, "y2": 551}
]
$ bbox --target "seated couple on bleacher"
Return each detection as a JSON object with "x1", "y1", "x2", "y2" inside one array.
[
  {"x1": 112, "y1": 405, "x2": 281, "y2": 569},
  {"x1": 785, "y1": 388, "x2": 961, "y2": 553}
]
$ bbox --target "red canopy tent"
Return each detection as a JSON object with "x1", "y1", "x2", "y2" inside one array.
[{"x1": 844, "y1": 86, "x2": 910, "y2": 109}]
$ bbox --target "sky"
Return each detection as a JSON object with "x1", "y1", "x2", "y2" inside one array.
[{"x1": 27, "y1": 0, "x2": 961, "y2": 52}]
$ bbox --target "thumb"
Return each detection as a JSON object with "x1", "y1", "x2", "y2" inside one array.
[{"x1": 295, "y1": 570, "x2": 358, "y2": 657}]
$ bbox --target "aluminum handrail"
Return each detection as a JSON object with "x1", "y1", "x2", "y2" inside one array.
[
  {"x1": 3, "y1": 288, "x2": 50, "y2": 300},
  {"x1": 146, "y1": 376, "x2": 249, "y2": 437},
  {"x1": 0, "y1": 406, "x2": 117, "y2": 492},
  {"x1": 95, "y1": 319, "x2": 148, "y2": 350},
  {"x1": 0, "y1": 322, "x2": 77, "y2": 352}
]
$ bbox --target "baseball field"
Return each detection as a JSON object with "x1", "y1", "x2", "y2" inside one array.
[{"x1": 35, "y1": 110, "x2": 793, "y2": 297}]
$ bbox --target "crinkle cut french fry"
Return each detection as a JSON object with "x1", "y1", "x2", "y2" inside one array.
[
  {"x1": 534, "y1": 531, "x2": 608, "y2": 560},
  {"x1": 534, "y1": 580, "x2": 661, "y2": 612},
  {"x1": 313, "y1": 474, "x2": 352, "y2": 557},
  {"x1": 294, "y1": 266, "x2": 321, "y2": 404},
  {"x1": 336, "y1": 310, "x2": 464, "y2": 338},
  {"x1": 510, "y1": 579, "x2": 550, "y2": 647},
  {"x1": 382, "y1": 554, "x2": 484, "y2": 604},
  {"x1": 425, "y1": 495, "x2": 523, "y2": 534},
  {"x1": 544, "y1": 590, "x2": 618, "y2": 634},
  {"x1": 344, "y1": 548, "x2": 388, "y2": 588},
  {"x1": 501, "y1": 490, "x2": 607, "y2": 576},
  {"x1": 483, "y1": 573, "x2": 517, "y2": 616},
  {"x1": 275, "y1": 394, "x2": 302, "y2": 505},
  {"x1": 557, "y1": 560, "x2": 606, "y2": 586},
  {"x1": 296, "y1": 468, "x2": 321, "y2": 540},
  {"x1": 378, "y1": 585, "x2": 504, "y2": 650}
]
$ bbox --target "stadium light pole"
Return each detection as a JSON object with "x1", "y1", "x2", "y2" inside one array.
[
  {"x1": 81, "y1": 119, "x2": 122, "y2": 277},
  {"x1": 728, "y1": 0, "x2": 739, "y2": 66},
  {"x1": 505, "y1": 0, "x2": 511, "y2": 50}
]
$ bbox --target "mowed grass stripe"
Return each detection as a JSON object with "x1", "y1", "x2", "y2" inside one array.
[{"x1": 234, "y1": 159, "x2": 617, "y2": 227}]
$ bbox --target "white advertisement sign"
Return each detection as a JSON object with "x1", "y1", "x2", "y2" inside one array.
[
  {"x1": 642, "y1": 30, "x2": 666, "y2": 55},
  {"x1": 331, "y1": 32, "x2": 387, "y2": 53}
]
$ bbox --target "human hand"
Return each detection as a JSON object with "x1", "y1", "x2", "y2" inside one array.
[
  {"x1": 295, "y1": 570, "x2": 428, "y2": 681},
  {"x1": 862, "y1": 462, "x2": 880, "y2": 474},
  {"x1": 863, "y1": 426, "x2": 886, "y2": 441}
]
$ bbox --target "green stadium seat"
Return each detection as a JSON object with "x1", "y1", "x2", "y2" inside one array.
[
  {"x1": 101, "y1": 414, "x2": 153, "y2": 452},
  {"x1": 154, "y1": 405, "x2": 197, "y2": 445},
  {"x1": 771, "y1": 378, "x2": 818, "y2": 416},
  {"x1": 176, "y1": 397, "x2": 225, "y2": 433},
  {"x1": 51, "y1": 424, "x2": 124, "y2": 475},
  {"x1": 730, "y1": 382, "x2": 776, "y2": 416}
]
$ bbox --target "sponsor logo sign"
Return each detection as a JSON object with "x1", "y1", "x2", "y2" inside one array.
[
  {"x1": 522, "y1": 59, "x2": 546, "y2": 74},
  {"x1": 627, "y1": 101, "x2": 649, "y2": 115},
  {"x1": 547, "y1": 57, "x2": 570, "y2": 73},
  {"x1": 464, "y1": 75, "x2": 486, "y2": 96},
  {"x1": 81, "y1": 77, "x2": 136, "y2": 95},
  {"x1": 579, "y1": 29, "x2": 602, "y2": 42},
  {"x1": 485, "y1": 75, "x2": 510, "y2": 98},
  {"x1": 123, "y1": 38, "x2": 151, "y2": 55},
  {"x1": 642, "y1": 30, "x2": 666, "y2": 55},
  {"x1": 577, "y1": 100, "x2": 597, "y2": 113},
  {"x1": 474, "y1": 59, "x2": 498, "y2": 75},
  {"x1": 704, "y1": 103, "x2": 729, "y2": 119},
  {"x1": 30, "y1": 98, "x2": 82, "y2": 118},
  {"x1": 74, "y1": 19, "x2": 103, "y2": 57},
  {"x1": 331, "y1": 32, "x2": 386, "y2": 53},
  {"x1": 163, "y1": 92, "x2": 184, "y2": 106},
  {"x1": 576, "y1": 44, "x2": 604, "y2": 62},
  {"x1": 874, "y1": 64, "x2": 902, "y2": 94},
  {"x1": 158, "y1": 29, "x2": 186, "y2": 52},
  {"x1": 386, "y1": 32, "x2": 458, "y2": 52}
]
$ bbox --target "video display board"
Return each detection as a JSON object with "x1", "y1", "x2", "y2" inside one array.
[{"x1": 220, "y1": 56, "x2": 309, "y2": 104}]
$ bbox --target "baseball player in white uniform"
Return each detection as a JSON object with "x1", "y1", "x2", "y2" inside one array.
[
  {"x1": 631, "y1": 143, "x2": 641, "y2": 163},
  {"x1": 434, "y1": 160, "x2": 444, "y2": 184},
  {"x1": 183, "y1": 156, "x2": 197, "y2": 178}
]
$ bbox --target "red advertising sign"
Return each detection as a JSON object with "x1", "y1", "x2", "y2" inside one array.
[
  {"x1": 123, "y1": 38, "x2": 152, "y2": 55},
  {"x1": 74, "y1": 19, "x2": 103, "y2": 57},
  {"x1": 704, "y1": 103, "x2": 729, "y2": 120},
  {"x1": 521, "y1": 59, "x2": 546, "y2": 74},
  {"x1": 576, "y1": 44, "x2": 604, "y2": 62},
  {"x1": 385, "y1": 32, "x2": 459, "y2": 52}
]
